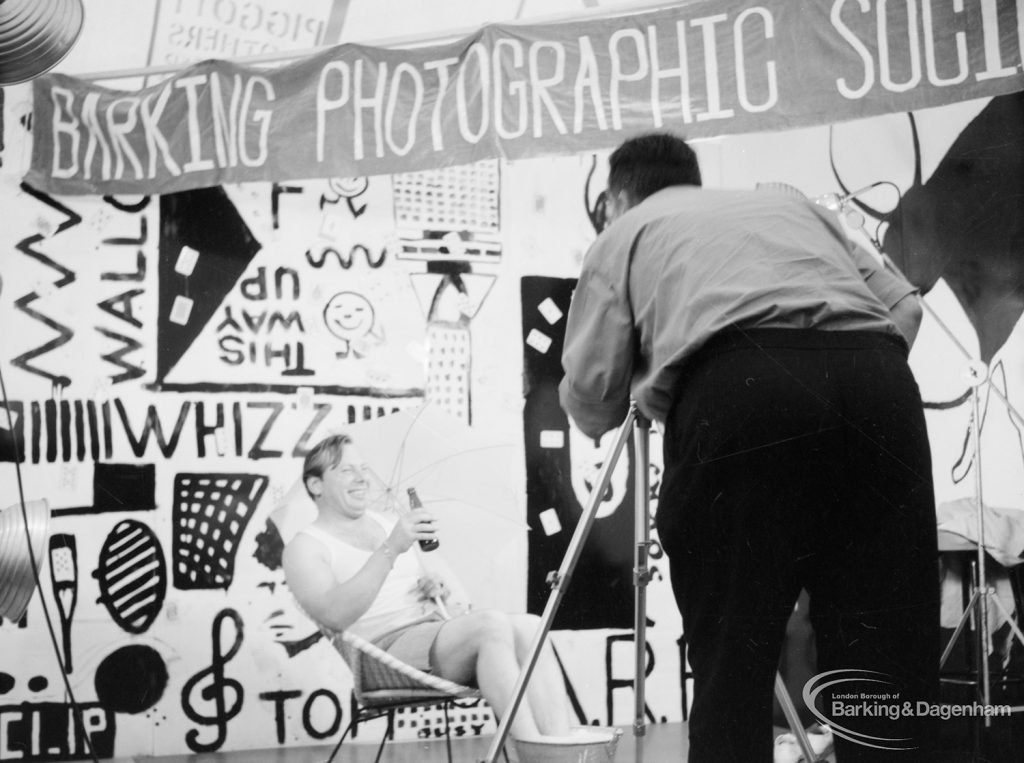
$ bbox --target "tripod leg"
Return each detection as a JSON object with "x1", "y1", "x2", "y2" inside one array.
[
  {"x1": 775, "y1": 674, "x2": 821, "y2": 762},
  {"x1": 941, "y1": 589, "x2": 984, "y2": 668},
  {"x1": 481, "y1": 408, "x2": 637, "y2": 763},
  {"x1": 983, "y1": 588, "x2": 1024, "y2": 652}
]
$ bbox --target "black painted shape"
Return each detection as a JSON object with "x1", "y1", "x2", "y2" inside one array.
[
  {"x1": 181, "y1": 609, "x2": 245, "y2": 753},
  {"x1": 259, "y1": 689, "x2": 302, "y2": 743},
  {"x1": 584, "y1": 154, "x2": 609, "y2": 235},
  {"x1": 605, "y1": 632, "x2": 657, "y2": 728},
  {"x1": 95, "y1": 645, "x2": 168, "y2": 714},
  {"x1": 302, "y1": 689, "x2": 342, "y2": 739},
  {"x1": 549, "y1": 641, "x2": 588, "y2": 725},
  {"x1": 0, "y1": 401, "x2": 26, "y2": 462},
  {"x1": 156, "y1": 187, "x2": 262, "y2": 383},
  {"x1": 12, "y1": 184, "x2": 81, "y2": 389},
  {"x1": 94, "y1": 462, "x2": 156, "y2": 512},
  {"x1": 280, "y1": 630, "x2": 324, "y2": 658},
  {"x1": 520, "y1": 276, "x2": 635, "y2": 630},
  {"x1": 102, "y1": 196, "x2": 152, "y2": 214},
  {"x1": 0, "y1": 701, "x2": 116, "y2": 759},
  {"x1": 50, "y1": 463, "x2": 157, "y2": 517},
  {"x1": 252, "y1": 519, "x2": 284, "y2": 571},
  {"x1": 96, "y1": 327, "x2": 145, "y2": 384},
  {"x1": 94, "y1": 520, "x2": 167, "y2": 634},
  {"x1": 882, "y1": 92, "x2": 1024, "y2": 363},
  {"x1": 115, "y1": 399, "x2": 190, "y2": 458},
  {"x1": 172, "y1": 473, "x2": 267, "y2": 590},
  {"x1": 48, "y1": 534, "x2": 78, "y2": 672}
]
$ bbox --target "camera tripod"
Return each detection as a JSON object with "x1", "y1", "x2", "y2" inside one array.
[{"x1": 482, "y1": 402, "x2": 823, "y2": 763}]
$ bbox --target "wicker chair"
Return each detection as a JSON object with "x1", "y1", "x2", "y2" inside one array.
[{"x1": 323, "y1": 628, "x2": 485, "y2": 763}]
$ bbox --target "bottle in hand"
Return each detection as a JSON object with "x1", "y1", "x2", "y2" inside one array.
[{"x1": 407, "y1": 487, "x2": 439, "y2": 551}]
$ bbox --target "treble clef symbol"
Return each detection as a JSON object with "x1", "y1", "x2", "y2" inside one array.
[{"x1": 181, "y1": 608, "x2": 245, "y2": 752}]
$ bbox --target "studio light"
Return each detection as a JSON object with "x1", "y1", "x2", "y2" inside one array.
[
  {"x1": 0, "y1": 499, "x2": 49, "y2": 622},
  {"x1": 0, "y1": 0, "x2": 84, "y2": 86}
]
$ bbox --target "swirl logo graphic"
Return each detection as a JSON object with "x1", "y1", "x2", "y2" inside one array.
[{"x1": 803, "y1": 670, "x2": 915, "y2": 752}]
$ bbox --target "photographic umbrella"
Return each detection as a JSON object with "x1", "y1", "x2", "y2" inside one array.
[{"x1": 275, "y1": 403, "x2": 528, "y2": 613}]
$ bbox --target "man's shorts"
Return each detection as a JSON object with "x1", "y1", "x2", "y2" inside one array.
[{"x1": 365, "y1": 613, "x2": 447, "y2": 686}]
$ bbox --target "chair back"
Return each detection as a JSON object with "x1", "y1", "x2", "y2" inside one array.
[
  {"x1": 290, "y1": 595, "x2": 479, "y2": 707},
  {"x1": 328, "y1": 628, "x2": 480, "y2": 708}
]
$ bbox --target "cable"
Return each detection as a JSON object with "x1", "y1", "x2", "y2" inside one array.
[{"x1": 0, "y1": 282, "x2": 101, "y2": 763}]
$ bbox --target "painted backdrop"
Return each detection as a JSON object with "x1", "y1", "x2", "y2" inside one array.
[{"x1": 2, "y1": 72, "x2": 1023, "y2": 758}]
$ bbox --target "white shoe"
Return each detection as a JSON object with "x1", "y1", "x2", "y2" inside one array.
[
  {"x1": 773, "y1": 725, "x2": 833, "y2": 762},
  {"x1": 774, "y1": 734, "x2": 802, "y2": 763},
  {"x1": 809, "y1": 725, "x2": 833, "y2": 756}
]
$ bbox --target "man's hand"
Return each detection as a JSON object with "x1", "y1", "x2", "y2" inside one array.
[{"x1": 388, "y1": 508, "x2": 438, "y2": 553}]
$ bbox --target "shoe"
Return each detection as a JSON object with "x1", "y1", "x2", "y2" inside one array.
[
  {"x1": 774, "y1": 733, "x2": 801, "y2": 763},
  {"x1": 808, "y1": 725, "x2": 833, "y2": 757},
  {"x1": 773, "y1": 724, "x2": 833, "y2": 762}
]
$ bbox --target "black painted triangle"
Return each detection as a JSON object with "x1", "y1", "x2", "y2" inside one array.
[{"x1": 156, "y1": 187, "x2": 261, "y2": 383}]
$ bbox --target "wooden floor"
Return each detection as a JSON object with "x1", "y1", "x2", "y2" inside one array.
[
  {"x1": 70, "y1": 710, "x2": 1018, "y2": 762},
  {"x1": 91, "y1": 722, "x2": 689, "y2": 763},
  {"x1": 74, "y1": 722, "x2": 848, "y2": 763}
]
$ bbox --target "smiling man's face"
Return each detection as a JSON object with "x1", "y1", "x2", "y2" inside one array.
[{"x1": 306, "y1": 445, "x2": 371, "y2": 518}]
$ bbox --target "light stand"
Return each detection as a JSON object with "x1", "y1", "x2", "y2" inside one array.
[
  {"x1": 631, "y1": 411, "x2": 651, "y2": 760},
  {"x1": 482, "y1": 401, "x2": 822, "y2": 763},
  {"x1": 923, "y1": 319, "x2": 1024, "y2": 721},
  {"x1": 837, "y1": 199, "x2": 1024, "y2": 727}
]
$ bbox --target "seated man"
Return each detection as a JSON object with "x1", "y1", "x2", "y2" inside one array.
[{"x1": 283, "y1": 433, "x2": 586, "y2": 743}]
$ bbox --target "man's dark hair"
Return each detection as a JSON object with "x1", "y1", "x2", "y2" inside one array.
[{"x1": 607, "y1": 133, "x2": 702, "y2": 202}]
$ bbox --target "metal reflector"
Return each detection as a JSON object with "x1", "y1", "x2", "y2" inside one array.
[
  {"x1": 0, "y1": 499, "x2": 50, "y2": 622},
  {"x1": 0, "y1": 0, "x2": 84, "y2": 86}
]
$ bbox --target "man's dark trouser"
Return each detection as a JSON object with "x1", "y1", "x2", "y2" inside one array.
[{"x1": 656, "y1": 329, "x2": 940, "y2": 762}]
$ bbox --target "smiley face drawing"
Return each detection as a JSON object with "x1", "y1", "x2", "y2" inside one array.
[{"x1": 323, "y1": 291, "x2": 380, "y2": 359}]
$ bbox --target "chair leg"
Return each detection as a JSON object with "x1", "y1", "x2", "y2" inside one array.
[
  {"x1": 374, "y1": 710, "x2": 395, "y2": 763},
  {"x1": 325, "y1": 720, "x2": 356, "y2": 763},
  {"x1": 443, "y1": 701, "x2": 453, "y2": 763}
]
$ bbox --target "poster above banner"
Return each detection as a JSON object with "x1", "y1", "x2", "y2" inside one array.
[
  {"x1": 147, "y1": 0, "x2": 337, "y2": 68},
  {"x1": 27, "y1": 0, "x2": 1024, "y2": 195}
]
